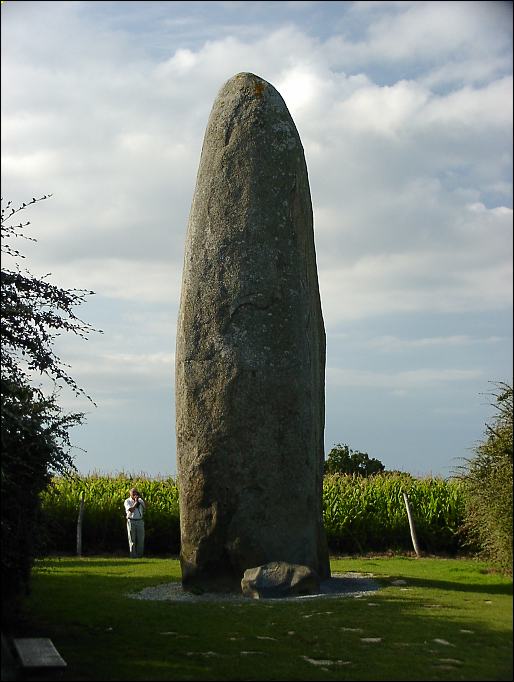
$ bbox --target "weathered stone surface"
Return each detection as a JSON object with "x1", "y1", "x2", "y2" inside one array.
[
  {"x1": 175, "y1": 72, "x2": 330, "y2": 593},
  {"x1": 241, "y1": 561, "x2": 320, "y2": 599}
]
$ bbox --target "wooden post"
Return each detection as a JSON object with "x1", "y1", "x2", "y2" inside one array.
[
  {"x1": 402, "y1": 492, "x2": 421, "y2": 557},
  {"x1": 77, "y1": 491, "x2": 85, "y2": 557}
]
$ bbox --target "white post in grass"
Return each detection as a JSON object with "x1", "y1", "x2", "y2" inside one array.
[
  {"x1": 77, "y1": 491, "x2": 85, "y2": 557},
  {"x1": 402, "y1": 492, "x2": 421, "y2": 557}
]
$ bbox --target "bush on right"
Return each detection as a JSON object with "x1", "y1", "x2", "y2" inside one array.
[{"x1": 457, "y1": 381, "x2": 513, "y2": 575}]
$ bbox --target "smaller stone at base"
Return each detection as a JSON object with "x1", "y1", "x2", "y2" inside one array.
[{"x1": 241, "y1": 561, "x2": 320, "y2": 599}]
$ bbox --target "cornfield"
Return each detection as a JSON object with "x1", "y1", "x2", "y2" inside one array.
[
  {"x1": 40, "y1": 472, "x2": 180, "y2": 555},
  {"x1": 39, "y1": 472, "x2": 466, "y2": 556},
  {"x1": 323, "y1": 472, "x2": 465, "y2": 554}
]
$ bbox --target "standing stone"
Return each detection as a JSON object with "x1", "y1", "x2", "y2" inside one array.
[{"x1": 175, "y1": 72, "x2": 329, "y2": 592}]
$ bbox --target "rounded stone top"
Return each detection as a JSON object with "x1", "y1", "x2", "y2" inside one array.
[
  {"x1": 217, "y1": 72, "x2": 278, "y2": 100},
  {"x1": 195, "y1": 71, "x2": 303, "y2": 199},
  {"x1": 229, "y1": 72, "x2": 267, "y2": 84}
]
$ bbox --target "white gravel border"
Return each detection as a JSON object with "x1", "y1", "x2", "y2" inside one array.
[{"x1": 127, "y1": 572, "x2": 380, "y2": 602}]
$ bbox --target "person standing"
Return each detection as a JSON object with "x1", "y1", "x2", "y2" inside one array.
[{"x1": 124, "y1": 488, "x2": 146, "y2": 558}]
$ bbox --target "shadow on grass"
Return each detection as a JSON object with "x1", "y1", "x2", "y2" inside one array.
[
  {"x1": 378, "y1": 575, "x2": 513, "y2": 596},
  {"x1": 18, "y1": 580, "x2": 513, "y2": 682},
  {"x1": 9, "y1": 556, "x2": 512, "y2": 681},
  {"x1": 39, "y1": 559, "x2": 158, "y2": 569},
  {"x1": 37, "y1": 560, "x2": 512, "y2": 597}
]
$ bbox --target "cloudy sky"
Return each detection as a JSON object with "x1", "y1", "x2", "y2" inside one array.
[{"x1": 2, "y1": 0, "x2": 512, "y2": 478}]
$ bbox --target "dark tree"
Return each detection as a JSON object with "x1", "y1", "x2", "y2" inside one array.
[
  {"x1": 324, "y1": 443, "x2": 385, "y2": 477},
  {"x1": 1, "y1": 195, "x2": 100, "y2": 624}
]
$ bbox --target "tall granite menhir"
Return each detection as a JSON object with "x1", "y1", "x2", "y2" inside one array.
[{"x1": 175, "y1": 72, "x2": 330, "y2": 592}]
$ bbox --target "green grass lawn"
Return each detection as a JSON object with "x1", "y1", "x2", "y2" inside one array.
[{"x1": 10, "y1": 555, "x2": 513, "y2": 681}]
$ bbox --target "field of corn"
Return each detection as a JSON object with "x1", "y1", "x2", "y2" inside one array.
[{"x1": 39, "y1": 472, "x2": 467, "y2": 556}]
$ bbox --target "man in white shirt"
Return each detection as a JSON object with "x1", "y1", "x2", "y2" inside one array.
[{"x1": 124, "y1": 488, "x2": 147, "y2": 558}]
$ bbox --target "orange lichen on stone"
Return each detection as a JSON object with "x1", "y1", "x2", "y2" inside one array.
[{"x1": 254, "y1": 81, "x2": 265, "y2": 97}]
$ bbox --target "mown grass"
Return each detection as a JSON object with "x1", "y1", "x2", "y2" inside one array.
[{"x1": 11, "y1": 555, "x2": 512, "y2": 681}]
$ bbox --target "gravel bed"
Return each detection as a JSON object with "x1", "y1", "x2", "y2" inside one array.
[{"x1": 127, "y1": 572, "x2": 380, "y2": 603}]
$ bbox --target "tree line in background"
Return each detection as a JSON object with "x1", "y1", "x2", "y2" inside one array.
[
  {"x1": 1, "y1": 196, "x2": 512, "y2": 630},
  {"x1": 324, "y1": 443, "x2": 386, "y2": 476}
]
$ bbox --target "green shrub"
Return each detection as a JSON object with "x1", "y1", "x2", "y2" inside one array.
[
  {"x1": 1, "y1": 380, "x2": 82, "y2": 626},
  {"x1": 457, "y1": 382, "x2": 513, "y2": 574}
]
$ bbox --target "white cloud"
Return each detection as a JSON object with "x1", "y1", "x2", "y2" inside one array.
[
  {"x1": 335, "y1": 79, "x2": 427, "y2": 136},
  {"x1": 421, "y1": 55, "x2": 512, "y2": 89},
  {"x1": 1, "y1": 0, "x2": 511, "y2": 476},
  {"x1": 327, "y1": 367, "x2": 484, "y2": 390},
  {"x1": 334, "y1": 0, "x2": 512, "y2": 71},
  {"x1": 319, "y1": 235, "x2": 512, "y2": 325},
  {"x1": 364, "y1": 1, "x2": 502, "y2": 60},
  {"x1": 50, "y1": 343, "x2": 176, "y2": 415},
  {"x1": 277, "y1": 66, "x2": 332, "y2": 113},
  {"x1": 38, "y1": 258, "x2": 184, "y2": 305},
  {"x1": 419, "y1": 77, "x2": 513, "y2": 130},
  {"x1": 71, "y1": 351, "x2": 174, "y2": 382},
  {"x1": 366, "y1": 335, "x2": 503, "y2": 352}
]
